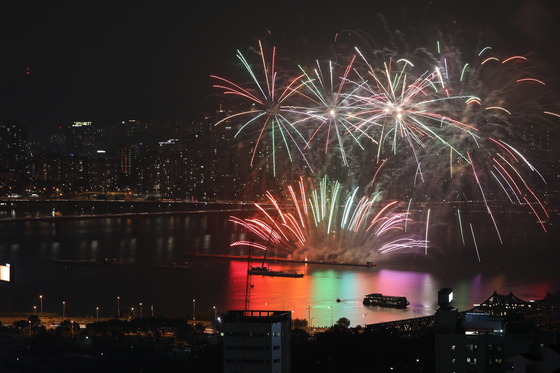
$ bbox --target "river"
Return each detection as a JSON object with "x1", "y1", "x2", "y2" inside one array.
[{"x1": 0, "y1": 212, "x2": 557, "y2": 327}]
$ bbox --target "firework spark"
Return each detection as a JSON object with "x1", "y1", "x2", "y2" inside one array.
[
  {"x1": 216, "y1": 28, "x2": 556, "y2": 259},
  {"x1": 229, "y1": 176, "x2": 426, "y2": 262},
  {"x1": 212, "y1": 41, "x2": 310, "y2": 175}
]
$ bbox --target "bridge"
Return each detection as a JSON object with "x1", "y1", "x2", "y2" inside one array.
[
  {"x1": 524, "y1": 291, "x2": 560, "y2": 331},
  {"x1": 366, "y1": 314, "x2": 436, "y2": 335},
  {"x1": 0, "y1": 198, "x2": 257, "y2": 216},
  {"x1": 0, "y1": 199, "x2": 263, "y2": 239},
  {"x1": 365, "y1": 290, "x2": 560, "y2": 336}
]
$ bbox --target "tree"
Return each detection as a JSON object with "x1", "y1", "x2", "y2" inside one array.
[
  {"x1": 292, "y1": 318, "x2": 308, "y2": 329},
  {"x1": 13, "y1": 319, "x2": 29, "y2": 329},
  {"x1": 335, "y1": 317, "x2": 350, "y2": 329},
  {"x1": 28, "y1": 314, "x2": 41, "y2": 328},
  {"x1": 59, "y1": 319, "x2": 72, "y2": 330}
]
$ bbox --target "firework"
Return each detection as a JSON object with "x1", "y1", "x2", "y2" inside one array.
[
  {"x1": 338, "y1": 32, "x2": 554, "y2": 242},
  {"x1": 211, "y1": 41, "x2": 312, "y2": 176},
  {"x1": 216, "y1": 26, "x2": 557, "y2": 259},
  {"x1": 286, "y1": 57, "x2": 367, "y2": 167},
  {"x1": 229, "y1": 176, "x2": 426, "y2": 262}
]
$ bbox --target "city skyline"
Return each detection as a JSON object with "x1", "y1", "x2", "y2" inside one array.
[{"x1": 2, "y1": 4, "x2": 560, "y2": 370}]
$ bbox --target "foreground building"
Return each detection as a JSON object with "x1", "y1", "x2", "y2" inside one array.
[
  {"x1": 435, "y1": 288, "x2": 559, "y2": 372},
  {"x1": 221, "y1": 310, "x2": 292, "y2": 373}
]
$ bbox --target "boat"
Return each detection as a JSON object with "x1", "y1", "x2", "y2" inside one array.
[
  {"x1": 248, "y1": 266, "x2": 304, "y2": 278},
  {"x1": 336, "y1": 298, "x2": 341, "y2": 303},
  {"x1": 154, "y1": 262, "x2": 197, "y2": 270},
  {"x1": 246, "y1": 225, "x2": 304, "y2": 278},
  {"x1": 54, "y1": 258, "x2": 119, "y2": 265},
  {"x1": 363, "y1": 293, "x2": 410, "y2": 309}
]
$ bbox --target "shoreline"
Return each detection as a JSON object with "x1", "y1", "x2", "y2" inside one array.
[{"x1": 181, "y1": 252, "x2": 376, "y2": 267}]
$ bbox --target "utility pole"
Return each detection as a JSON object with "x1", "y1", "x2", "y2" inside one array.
[{"x1": 244, "y1": 244, "x2": 254, "y2": 312}]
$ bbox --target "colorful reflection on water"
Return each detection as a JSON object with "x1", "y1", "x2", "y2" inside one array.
[
  {"x1": 218, "y1": 259, "x2": 557, "y2": 327},
  {"x1": 0, "y1": 216, "x2": 558, "y2": 327}
]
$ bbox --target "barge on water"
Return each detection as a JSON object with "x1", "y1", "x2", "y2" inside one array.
[
  {"x1": 53, "y1": 258, "x2": 119, "y2": 266},
  {"x1": 154, "y1": 262, "x2": 197, "y2": 270},
  {"x1": 363, "y1": 293, "x2": 409, "y2": 309},
  {"x1": 248, "y1": 266, "x2": 304, "y2": 278}
]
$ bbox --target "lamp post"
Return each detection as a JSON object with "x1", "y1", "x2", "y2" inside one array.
[
  {"x1": 328, "y1": 306, "x2": 333, "y2": 327},
  {"x1": 213, "y1": 306, "x2": 217, "y2": 320},
  {"x1": 34, "y1": 306, "x2": 36, "y2": 314},
  {"x1": 96, "y1": 307, "x2": 99, "y2": 321},
  {"x1": 63, "y1": 301, "x2": 66, "y2": 319},
  {"x1": 28, "y1": 320, "x2": 31, "y2": 336},
  {"x1": 151, "y1": 304, "x2": 154, "y2": 317},
  {"x1": 117, "y1": 296, "x2": 120, "y2": 318},
  {"x1": 193, "y1": 299, "x2": 196, "y2": 321},
  {"x1": 131, "y1": 307, "x2": 134, "y2": 319},
  {"x1": 363, "y1": 313, "x2": 368, "y2": 328},
  {"x1": 40, "y1": 295, "x2": 43, "y2": 315},
  {"x1": 71, "y1": 321, "x2": 74, "y2": 338}
]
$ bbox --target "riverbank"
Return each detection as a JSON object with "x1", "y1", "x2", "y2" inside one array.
[
  {"x1": 0, "y1": 316, "x2": 215, "y2": 330},
  {"x1": 182, "y1": 252, "x2": 376, "y2": 267}
]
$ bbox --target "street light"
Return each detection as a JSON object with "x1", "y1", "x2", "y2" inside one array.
[
  {"x1": 63, "y1": 301, "x2": 66, "y2": 319},
  {"x1": 193, "y1": 299, "x2": 196, "y2": 321},
  {"x1": 117, "y1": 296, "x2": 120, "y2": 318},
  {"x1": 151, "y1": 304, "x2": 154, "y2": 317},
  {"x1": 213, "y1": 306, "x2": 217, "y2": 320},
  {"x1": 96, "y1": 307, "x2": 99, "y2": 321},
  {"x1": 34, "y1": 306, "x2": 36, "y2": 314},
  {"x1": 131, "y1": 307, "x2": 134, "y2": 319},
  {"x1": 328, "y1": 306, "x2": 333, "y2": 327},
  {"x1": 40, "y1": 295, "x2": 43, "y2": 315},
  {"x1": 140, "y1": 303, "x2": 143, "y2": 318},
  {"x1": 363, "y1": 313, "x2": 368, "y2": 328}
]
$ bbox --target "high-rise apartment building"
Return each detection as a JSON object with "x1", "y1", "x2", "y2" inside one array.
[
  {"x1": 221, "y1": 310, "x2": 292, "y2": 373},
  {"x1": 0, "y1": 120, "x2": 28, "y2": 169},
  {"x1": 65, "y1": 122, "x2": 95, "y2": 157}
]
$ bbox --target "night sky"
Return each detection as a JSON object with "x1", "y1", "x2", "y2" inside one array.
[{"x1": 0, "y1": 0, "x2": 559, "y2": 139}]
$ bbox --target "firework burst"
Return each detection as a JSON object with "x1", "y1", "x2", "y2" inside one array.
[
  {"x1": 211, "y1": 41, "x2": 311, "y2": 176},
  {"x1": 216, "y1": 24, "x2": 558, "y2": 259},
  {"x1": 229, "y1": 176, "x2": 426, "y2": 262}
]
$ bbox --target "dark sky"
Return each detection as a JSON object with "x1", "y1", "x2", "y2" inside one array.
[{"x1": 0, "y1": 0, "x2": 558, "y2": 139}]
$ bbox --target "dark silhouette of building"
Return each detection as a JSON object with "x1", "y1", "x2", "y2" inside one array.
[{"x1": 221, "y1": 310, "x2": 292, "y2": 373}]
